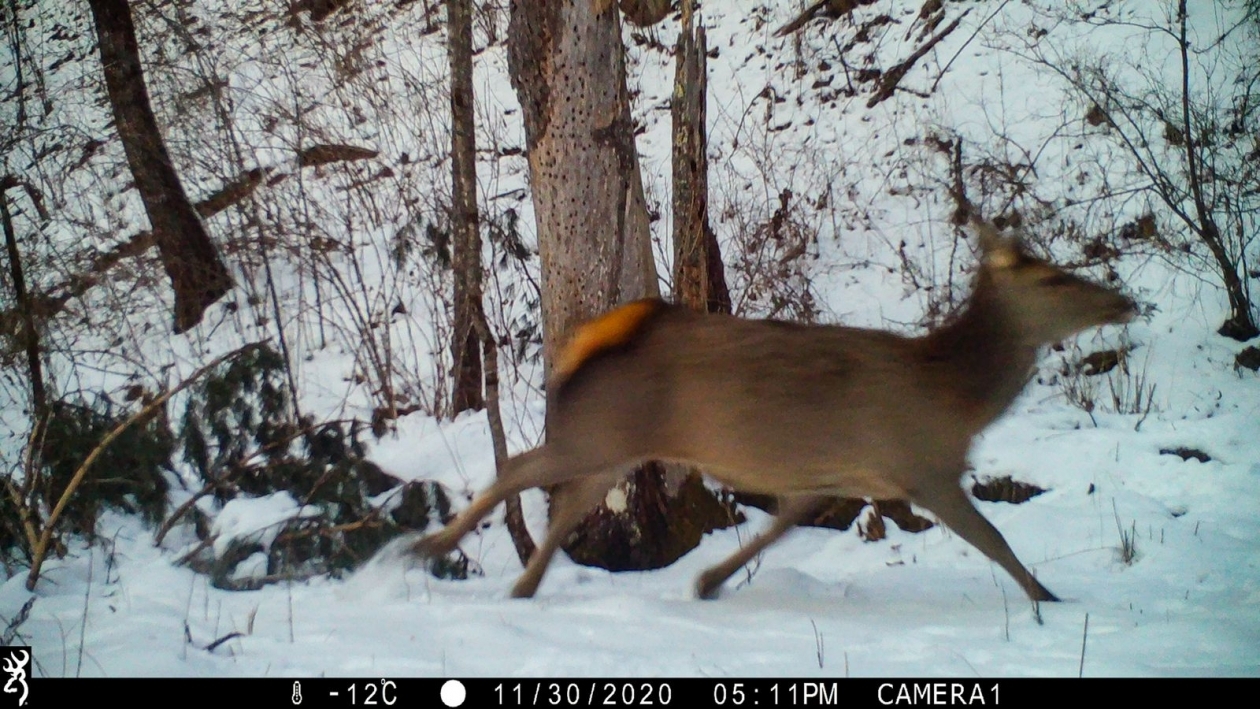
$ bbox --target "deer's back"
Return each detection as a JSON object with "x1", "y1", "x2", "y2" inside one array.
[{"x1": 550, "y1": 306, "x2": 980, "y2": 497}]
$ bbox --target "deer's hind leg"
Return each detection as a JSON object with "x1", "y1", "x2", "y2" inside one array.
[
  {"x1": 412, "y1": 446, "x2": 608, "y2": 559},
  {"x1": 510, "y1": 470, "x2": 629, "y2": 598},
  {"x1": 695, "y1": 495, "x2": 828, "y2": 599}
]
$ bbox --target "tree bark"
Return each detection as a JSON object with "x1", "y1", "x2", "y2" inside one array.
[
  {"x1": 0, "y1": 181, "x2": 46, "y2": 422},
  {"x1": 87, "y1": 0, "x2": 232, "y2": 333},
  {"x1": 448, "y1": 0, "x2": 485, "y2": 415},
  {"x1": 509, "y1": 0, "x2": 657, "y2": 361},
  {"x1": 449, "y1": 0, "x2": 534, "y2": 563},
  {"x1": 672, "y1": 9, "x2": 730, "y2": 315},
  {"x1": 507, "y1": 0, "x2": 731, "y2": 573},
  {"x1": 659, "y1": 0, "x2": 740, "y2": 553}
]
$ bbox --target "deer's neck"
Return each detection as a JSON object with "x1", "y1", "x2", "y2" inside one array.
[{"x1": 919, "y1": 287, "x2": 1037, "y2": 427}]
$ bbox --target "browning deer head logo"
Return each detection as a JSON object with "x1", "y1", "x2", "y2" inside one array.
[{"x1": 2, "y1": 648, "x2": 28, "y2": 707}]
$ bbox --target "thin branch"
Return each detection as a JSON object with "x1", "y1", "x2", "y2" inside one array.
[
  {"x1": 930, "y1": 0, "x2": 1010, "y2": 95},
  {"x1": 774, "y1": 0, "x2": 831, "y2": 39},
  {"x1": 476, "y1": 314, "x2": 534, "y2": 566},
  {"x1": 868, "y1": 9, "x2": 969, "y2": 108}
]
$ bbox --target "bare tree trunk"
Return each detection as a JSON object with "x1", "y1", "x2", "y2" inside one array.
[
  {"x1": 448, "y1": 0, "x2": 533, "y2": 563},
  {"x1": 1174, "y1": 0, "x2": 1257, "y2": 341},
  {"x1": 448, "y1": 0, "x2": 485, "y2": 415},
  {"x1": 672, "y1": 5, "x2": 730, "y2": 315},
  {"x1": 509, "y1": 1, "x2": 656, "y2": 358},
  {"x1": 0, "y1": 180, "x2": 45, "y2": 422},
  {"x1": 86, "y1": 0, "x2": 233, "y2": 333},
  {"x1": 660, "y1": 0, "x2": 740, "y2": 549},
  {"x1": 507, "y1": 0, "x2": 731, "y2": 572}
]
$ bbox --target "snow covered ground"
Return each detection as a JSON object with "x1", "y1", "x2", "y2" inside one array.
[{"x1": 1, "y1": 0, "x2": 1257, "y2": 680}]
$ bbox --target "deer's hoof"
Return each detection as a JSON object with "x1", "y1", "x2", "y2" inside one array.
[{"x1": 695, "y1": 574, "x2": 724, "y2": 601}]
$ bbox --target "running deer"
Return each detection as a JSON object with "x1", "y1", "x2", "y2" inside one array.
[{"x1": 410, "y1": 218, "x2": 1136, "y2": 602}]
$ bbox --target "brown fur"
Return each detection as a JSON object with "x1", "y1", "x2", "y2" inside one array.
[{"x1": 412, "y1": 219, "x2": 1136, "y2": 603}]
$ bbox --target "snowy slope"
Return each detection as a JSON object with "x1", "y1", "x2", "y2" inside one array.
[{"x1": 1, "y1": 0, "x2": 1257, "y2": 679}]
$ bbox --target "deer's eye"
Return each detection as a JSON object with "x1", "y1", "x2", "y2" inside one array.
[{"x1": 1040, "y1": 274, "x2": 1074, "y2": 287}]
